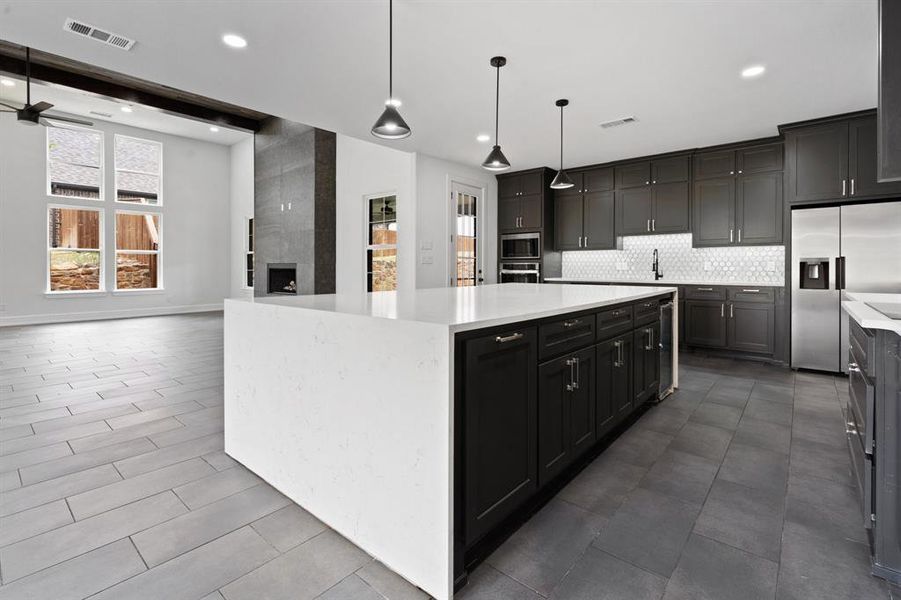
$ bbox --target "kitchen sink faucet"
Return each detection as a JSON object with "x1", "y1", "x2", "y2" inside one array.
[{"x1": 652, "y1": 249, "x2": 664, "y2": 281}]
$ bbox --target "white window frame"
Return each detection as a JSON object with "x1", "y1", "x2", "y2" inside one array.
[
  {"x1": 46, "y1": 125, "x2": 105, "y2": 202},
  {"x1": 364, "y1": 192, "x2": 398, "y2": 293},
  {"x1": 114, "y1": 134, "x2": 163, "y2": 206},
  {"x1": 114, "y1": 209, "x2": 163, "y2": 291},
  {"x1": 46, "y1": 204, "x2": 105, "y2": 294},
  {"x1": 448, "y1": 179, "x2": 484, "y2": 287},
  {"x1": 244, "y1": 216, "x2": 254, "y2": 289}
]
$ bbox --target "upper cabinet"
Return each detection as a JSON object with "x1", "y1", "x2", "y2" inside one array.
[
  {"x1": 692, "y1": 142, "x2": 783, "y2": 247},
  {"x1": 785, "y1": 114, "x2": 901, "y2": 205},
  {"x1": 498, "y1": 170, "x2": 547, "y2": 231},
  {"x1": 554, "y1": 168, "x2": 615, "y2": 250},
  {"x1": 615, "y1": 155, "x2": 690, "y2": 236}
]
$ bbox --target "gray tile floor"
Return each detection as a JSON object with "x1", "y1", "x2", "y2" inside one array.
[{"x1": 0, "y1": 314, "x2": 896, "y2": 600}]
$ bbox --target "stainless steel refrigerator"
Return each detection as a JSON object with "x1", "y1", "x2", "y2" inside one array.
[{"x1": 791, "y1": 201, "x2": 901, "y2": 372}]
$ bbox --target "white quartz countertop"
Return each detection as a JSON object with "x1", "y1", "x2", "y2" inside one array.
[
  {"x1": 842, "y1": 292, "x2": 901, "y2": 334},
  {"x1": 544, "y1": 277, "x2": 783, "y2": 288},
  {"x1": 235, "y1": 283, "x2": 676, "y2": 333}
]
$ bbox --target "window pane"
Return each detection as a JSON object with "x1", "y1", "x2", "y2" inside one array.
[
  {"x1": 368, "y1": 248, "x2": 397, "y2": 292},
  {"x1": 117, "y1": 172, "x2": 160, "y2": 204},
  {"x1": 117, "y1": 253, "x2": 158, "y2": 289},
  {"x1": 116, "y1": 213, "x2": 160, "y2": 251},
  {"x1": 116, "y1": 136, "x2": 161, "y2": 204},
  {"x1": 369, "y1": 196, "x2": 396, "y2": 224},
  {"x1": 48, "y1": 128, "x2": 102, "y2": 199},
  {"x1": 49, "y1": 250, "x2": 100, "y2": 291},
  {"x1": 48, "y1": 208, "x2": 100, "y2": 249},
  {"x1": 369, "y1": 222, "x2": 397, "y2": 245}
]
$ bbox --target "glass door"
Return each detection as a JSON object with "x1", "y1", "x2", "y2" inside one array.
[{"x1": 452, "y1": 182, "x2": 481, "y2": 286}]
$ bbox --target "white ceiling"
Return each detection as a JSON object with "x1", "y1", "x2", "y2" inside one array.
[
  {"x1": 0, "y1": 0, "x2": 878, "y2": 170},
  {"x1": 0, "y1": 76, "x2": 250, "y2": 145}
]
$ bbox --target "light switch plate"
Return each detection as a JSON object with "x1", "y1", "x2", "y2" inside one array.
[
  {"x1": 420, "y1": 255, "x2": 433, "y2": 264},
  {"x1": 420, "y1": 241, "x2": 433, "y2": 250}
]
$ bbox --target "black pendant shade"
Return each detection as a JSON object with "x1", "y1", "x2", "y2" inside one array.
[
  {"x1": 371, "y1": 0, "x2": 411, "y2": 140},
  {"x1": 550, "y1": 98, "x2": 574, "y2": 189},
  {"x1": 481, "y1": 56, "x2": 510, "y2": 172}
]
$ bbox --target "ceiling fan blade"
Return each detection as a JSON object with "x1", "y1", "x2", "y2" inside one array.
[
  {"x1": 0, "y1": 101, "x2": 24, "y2": 111},
  {"x1": 30, "y1": 101, "x2": 53, "y2": 113},
  {"x1": 41, "y1": 114, "x2": 94, "y2": 127}
]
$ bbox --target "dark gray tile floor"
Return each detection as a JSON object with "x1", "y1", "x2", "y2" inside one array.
[{"x1": 0, "y1": 315, "x2": 893, "y2": 600}]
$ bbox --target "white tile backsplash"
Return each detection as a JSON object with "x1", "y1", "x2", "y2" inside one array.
[{"x1": 562, "y1": 233, "x2": 785, "y2": 285}]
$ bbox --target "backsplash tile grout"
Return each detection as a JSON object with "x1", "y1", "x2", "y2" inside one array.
[{"x1": 561, "y1": 233, "x2": 785, "y2": 285}]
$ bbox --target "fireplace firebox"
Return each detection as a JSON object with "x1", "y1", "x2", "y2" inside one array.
[{"x1": 267, "y1": 263, "x2": 297, "y2": 295}]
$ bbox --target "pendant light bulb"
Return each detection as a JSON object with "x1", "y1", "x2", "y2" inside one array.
[
  {"x1": 371, "y1": 0, "x2": 411, "y2": 140},
  {"x1": 550, "y1": 98, "x2": 574, "y2": 189},
  {"x1": 482, "y1": 56, "x2": 510, "y2": 172}
]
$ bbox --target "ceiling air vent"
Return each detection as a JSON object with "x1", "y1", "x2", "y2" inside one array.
[
  {"x1": 89, "y1": 110, "x2": 113, "y2": 118},
  {"x1": 599, "y1": 116, "x2": 636, "y2": 129},
  {"x1": 63, "y1": 18, "x2": 136, "y2": 51}
]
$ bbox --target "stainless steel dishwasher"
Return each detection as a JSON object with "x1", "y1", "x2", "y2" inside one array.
[{"x1": 658, "y1": 300, "x2": 674, "y2": 400}]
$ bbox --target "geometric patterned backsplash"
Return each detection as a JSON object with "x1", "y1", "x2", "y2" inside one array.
[{"x1": 561, "y1": 233, "x2": 785, "y2": 285}]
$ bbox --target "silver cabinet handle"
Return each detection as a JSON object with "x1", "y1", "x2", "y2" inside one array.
[
  {"x1": 851, "y1": 178, "x2": 855, "y2": 196},
  {"x1": 697, "y1": 287, "x2": 714, "y2": 291},
  {"x1": 647, "y1": 219, "x2": 650, "y2": 232},
  {"x1": 614, "y1": 340, "x2": 623, "y2": 367},
  {"x1": 495, "y1": 332, "x2": 524, "y2": 344},
  {"x1": 849, "y1": 364, "x2": 861, "y2": 373},
  {"x1": 652, "y1": 219, "x2": 656, "y2": 231},
  {"x1": 578, "y1": 236, "x2": 582, "y2": 248},
  {"x1": 742, "y1": 288, "x2": 759, "y2": 293},
  {"x1": 738, "y1": 169, "x2": 743, "y2": 174},
  {"x1": 842, "y1": 179, "x2": 847, "y2": 197},
  {"x1": 737, "y1": 229, "x2": 741, "y2": 243},
  {"x1": 563, "y1": 318, "x2": 582, "y2": 328},
  {"x1": 574, "y1": 357, "x2": 580, "y2": 389},
  {"x1": 566, "y1": 357, "x2": 576, "y2": 391},
  {"x1": 645, "y1": 180, "x2": 650, "y2": 185},
  {"x1": 721, "y1": 303, "x2": 724, "y2": 318},
  {"x1": 730, "y1": 303, "x2": 734, "y2": 318},
  {"x1": 730, "y1": 229, "x2": 733, "y2": 243},
  {"x1": 584, "y1": 235, "x2": 588, "y2": 246},
  {"x1": 645, "y1": 328, "x2": 654, "y2": 350},
  {"x1": 730, "y1": 170, "x2": 735, "y2": 175}
]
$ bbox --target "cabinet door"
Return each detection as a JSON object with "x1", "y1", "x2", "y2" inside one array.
[
  {"x1": 583, "y1": 191, "x2": 616, "y2": 249},
  {"x1": 596, "y1": 339, "x2": 617, "y2": 438},
  {"x1": 570, "y1": 346, "x2": 597, "y2": 459},
  {"x1": 652, "y1": 181, "x2": 690, "y2": 234},
  {"x1": 498, "y1": 196, "x2": 521, "y2": 232},
  {"x1": 616, "y1": 162, "x2": 651, "y2": 188},
  {"x1": 583, "y1": 167, "x2": 614, "y2": 193},
  {"x1": 685, "y1": 300, "x2": 727, "y2": 348},
  {"x1": 520, "y1": 172, "x2": 543, "y2": 196},
  {"x1": 464, "y1": 327, "x2": 537, "y2": 544},
  {"x1": 632, "y1": 329, "x2": 646, "y2": 410},
  {"x1": 788, "y1": 121, "x2": 849, "y2": 203},
  {"x1": 737, "y1": 143, "x2": 783, "y2": 175},
  {"x1": 613, "y1": 335, "x2": 633, "y2": 420},
  {"x1": 538, "y1": 355, "x2": 571, "y2": 485},
  {"x1": 692, "y1": 178, "x2": 734, "y2": 247},
  {"x1": 616, "y1": 187, "x2": 653, "y2": 235},
  {"x1": 651, "y1": 156, "x2": 690, "y2": 184},
  {"x1": 499, "y1": 177, "x2": 520, "y2": 199},
  {"x1": 519, "y1": 194, "x2": 543, "y2": 230},
  {"x1": 643, "y1": 321, "x2": 661, "y2": 402},
  {"x1": 694, "y1": 150, "x2": 735, "y2": 180},
  {"x1": 849, "y1": 117, "x2": 901, "y2": 198},
  {"x1": 554, "y1": 194, "x2": 584, "y2": 250},
  {"x1": 735, "y1": 171, "x2": 782, "y2": 245},
  {"x1": 728, "y1": 303, "x2": 775, "y2": 354}
]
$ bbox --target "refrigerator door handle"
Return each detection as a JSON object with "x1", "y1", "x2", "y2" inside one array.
[{"x1": 836, "y1": 256, "x2": 846, "y2": 290}]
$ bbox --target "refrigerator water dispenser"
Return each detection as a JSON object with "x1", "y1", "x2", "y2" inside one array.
[{"x1": 799, "y1": 258, "x2": 829, "y2": 290}]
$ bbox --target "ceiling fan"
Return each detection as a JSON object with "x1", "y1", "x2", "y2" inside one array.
[{"x1": 0, "y1": 47, "x2": 93, "y2": 128}]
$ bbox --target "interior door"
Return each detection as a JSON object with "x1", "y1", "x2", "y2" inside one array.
[{"x1": 451, "y1": 182, "x2": 482, "y2": 286}]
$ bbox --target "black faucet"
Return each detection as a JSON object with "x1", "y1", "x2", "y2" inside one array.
[{"x1": 652, "y1": 249, "x2": 663, "y2": 280}]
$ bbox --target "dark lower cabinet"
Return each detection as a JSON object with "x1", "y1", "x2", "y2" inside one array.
[
  {"x1": 595, "y1": 337, "x2": 621, "y2": 439},
  {"x1": 464, "y1": 327, "x2": 537, "y2": 544},
  {"x1": 537, "y1": 346, "x2": 596, "y2": 486},
  {"x1": 728, "y1": 302, "x2": 775, "y2": 354},
  {"x1": 608, "y1": 334, "x2": 634, "y2": 421},
  {"x1": 685, "y1": 300, "x2": 727, "y2": 347},
  {"x1": 633, "y1": 322, "x2": 660, "y2": 408}
]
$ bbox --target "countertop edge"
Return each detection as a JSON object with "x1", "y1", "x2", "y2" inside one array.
[
  {"x1": 842, "y1": 296, "x2": 901, "y2": 335},
  {"x1": 544, "y1": 277, "x2": 784, "y2": 288}
]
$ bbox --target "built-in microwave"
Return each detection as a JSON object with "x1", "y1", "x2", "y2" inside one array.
[
  {"x1": 499, "y1": 262, "x2": 540, "y2": 284},
  {"x1": 500, "y1": 232, "x2": 540, "y2": 260}
]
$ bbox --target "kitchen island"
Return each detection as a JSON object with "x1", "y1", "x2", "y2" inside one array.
[{"x1": 224, "y1": 283, "x2": 677, "y2": 599}]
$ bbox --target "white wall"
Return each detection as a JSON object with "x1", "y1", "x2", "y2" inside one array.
[
  {"x1": 335, "y1": 134, "x2": 416, "y2": 295},
  {"x1": 229, "y1": 137, "x2": 255, "y2": 299},
  {"x1": 415, "y1": 153, "x2": 497, "y2": 289},
  {"x1": 0, "y1": 114, "x2": 238, "y2": 325}
]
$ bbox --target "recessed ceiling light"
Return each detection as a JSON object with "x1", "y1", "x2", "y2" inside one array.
[
  {"x1": 741, "y1": 65, "x2": 766, "y2": 78},
  {"x1": 476, "y1": 134, "x2": 490, "y2": 143},
  {"x1": 120, "y1": 106, "x2": 133, "y2": 113},
  {"x1": 209, "y1": 126, "x2": 220, "y2": 133},
  {"x1": 0, "y1": 78, "x2": 15, "y2": 87},
  {"x1": 222, "y1": 34, "x2": 247, "y2": 49}
]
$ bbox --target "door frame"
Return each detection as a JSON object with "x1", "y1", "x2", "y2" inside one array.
[{"x1": 447, "y1": 176, "x2": 486, "y2": 287}]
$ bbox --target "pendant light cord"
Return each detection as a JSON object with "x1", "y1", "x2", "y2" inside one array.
[
  {"x1": 26, "y1": 47, "x2": 31, "y2": 106},
  {"x1": 559, "y1": 105, "x2": 564, "y2": 169},
  {"x1": 388, "y1": 0, "x2": 393, "y2": 100},
  {"x1": 494, "y1": 64, "x2": 500, "y2": 144}
]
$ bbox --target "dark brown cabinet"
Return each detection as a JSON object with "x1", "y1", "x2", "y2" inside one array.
[
  {"x1": 595, "y1": 336, "x2": 621, "y2": 438},
  {"x1": 785, "y1": 115, "x2": 901, "y2": 204},
  {"x1": 684, "y1": 287, "x2": 776, "y2": 355},
  {"x1": 692, "y1": 143, "x2": 783, "y2": 247},
  {"x1": 554, "y1": 169, "x2": 616, "y2": 250},
  {"x1": 727, "y1": 302, "x2": 775, "y2": 354},
  {"x1": 685, "y1": 300, "x2": 727, "y2": 348},
  {"x1": 498, "y1": 171, "x2": 545, "y2": 231},
  {"x1": 615, "y1": 156, "x2": 690, "y2": 236},
  {"x1": 464, "y1": 327, "x2": 537, "y2": 544},
  {"x1": 633, "y1": 322, "x2": 660, "y2": 408}
]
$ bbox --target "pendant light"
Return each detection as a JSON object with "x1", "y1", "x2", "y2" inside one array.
[
  {"x1": 481, "y1": 56, "x2": 511, "y2": 172},
  {"x1": 371, "y1": 0, "x2": 411, "y2": 139},
  {"x1": 549, "y1": 99, "x2": 574, "y2": 189}
]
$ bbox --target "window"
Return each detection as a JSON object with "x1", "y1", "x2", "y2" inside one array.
[
  {"x1": 47, "y1": 126, "x2": 103, "y2": 199},
  {"x1": 246, "y1": 217, "x2": 254, "y2": 288},
  {"x1": 47, "y1": 207, "x2": 102, "y2": 292},
  {"x1": 366, "y1": 195, "x2": 397, "y2": 292},
  {"x1": 115, "y1": 211, "x2": 161, "y2": 289},
  {"x1": 453, "y1": 184, "x2": 480, "y2": 287},
  {"x1": 115, "y1": 135, "x2": 162, "y2": 205}
]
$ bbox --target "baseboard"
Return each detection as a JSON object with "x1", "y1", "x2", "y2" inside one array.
[{"x1": 0, "y1": 303, "x2": 224, "y2": 327}]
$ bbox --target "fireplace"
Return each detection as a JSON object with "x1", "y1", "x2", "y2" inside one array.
[{"x1": 267, "y1": 263, "x2": 297, "y2": 295}]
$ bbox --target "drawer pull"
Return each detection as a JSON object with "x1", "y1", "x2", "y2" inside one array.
[
  {"x1": 742, "y1": 288, "x2": 760, "y2": 293},
  {"x1": 697, "y1": 287, "x2": 714, "y2": 291},
  {"x1": 563, "y1": 319, "x2": 582, "y2": 328},
  {"x1": 495, "y1": 333, "x2": 524, "y2": 344},
  {"x1": 611, "y1": 310, "x2": 623, "y2": 317}
]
